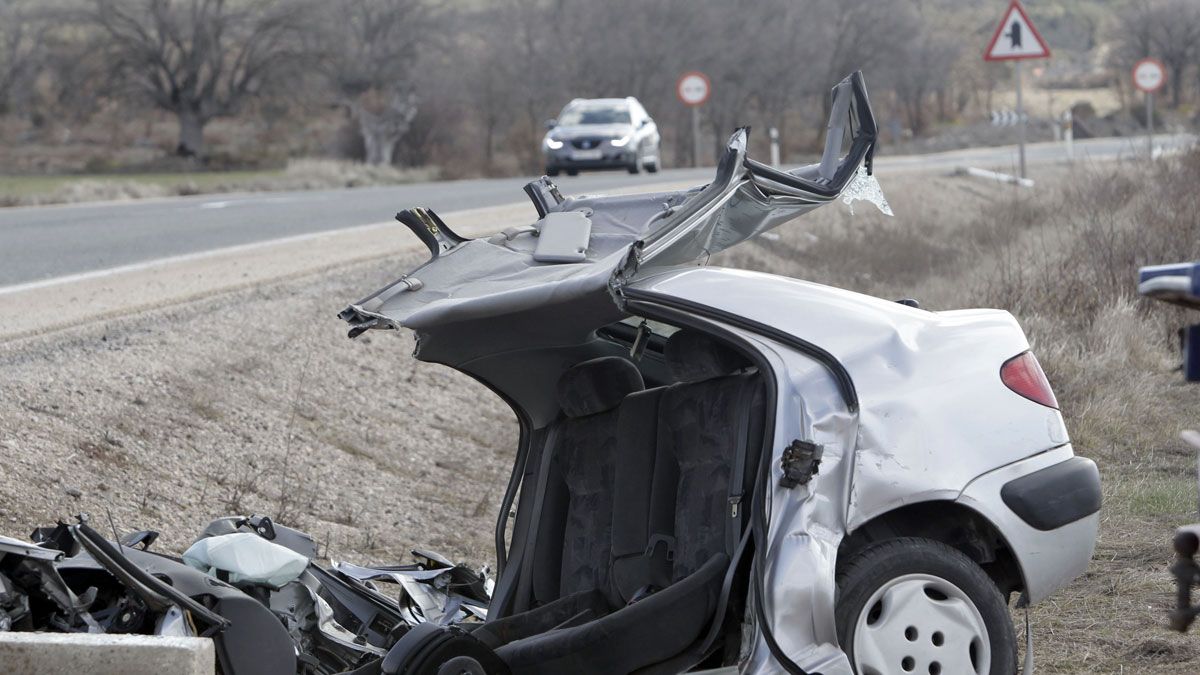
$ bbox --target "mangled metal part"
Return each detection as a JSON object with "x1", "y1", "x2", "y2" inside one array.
[
  {"x1": 0, "y1": 532, "x2": 100, "y2": 633},
  {"x1": 339, "y1": 73, "x2": 877, "y2": 354},
  {"x1": 398, "y1": 207, "x2": 469, "y2": 259},
  {"x1": 2, "y1": 511, "x2": 499, "y2": 673},
  {"x1": 71, "y1": 519, "x2": 228, "y2": 634},
  {"x1": 779, "y1": 439, "x2": 824, "y2": 488},
  {"x1": 335, "y1": 553, "x2": 492, "y2": 626}
]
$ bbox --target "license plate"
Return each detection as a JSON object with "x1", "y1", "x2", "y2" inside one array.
[{"x1": 572, "y1": 149, "x2": 603, "y2": 160}]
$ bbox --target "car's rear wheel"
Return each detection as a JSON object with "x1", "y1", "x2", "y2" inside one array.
[
  {"x1": 836, "y1": 537, "x2": 1017, "y2": 675},
  {"x1": 566, "y1": 168, "x2": 579, "y2": 177},
  {"x1": 545, "y1": 166, "x2": 560, "y2": 177}
]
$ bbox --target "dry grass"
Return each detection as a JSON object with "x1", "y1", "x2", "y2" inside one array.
[
  {"x1": 717, "y1": 156, "x2": 1200, "y2": 673},
  {"x1": 0, "y1": 159, "x2": 439, "y2": 207}
]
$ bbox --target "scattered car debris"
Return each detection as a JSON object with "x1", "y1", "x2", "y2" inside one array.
[{"x1": 0, "y1": 514, "x2": 491, "y2": 674}]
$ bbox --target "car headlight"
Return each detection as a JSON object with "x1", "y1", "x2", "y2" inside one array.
[
  {"x1": 610, "y1": 134, "x2": 633, "y2": 147},
  {"x1": 545, "y1": 137, "x2": 563, "y2": 150}
]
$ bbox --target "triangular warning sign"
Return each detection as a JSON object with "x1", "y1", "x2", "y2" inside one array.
[{"x1": 985, "y1": 0, "x2": 1050, "y2": 61}]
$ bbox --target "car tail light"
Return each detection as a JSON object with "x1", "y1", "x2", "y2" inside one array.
[{"x1": 1000, "y1": 351, "x2": 1059, "y2": 409}]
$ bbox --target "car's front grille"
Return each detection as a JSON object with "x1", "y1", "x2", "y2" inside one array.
[{"x1": 570, "y1": 138, "x2": 607, "y2": 150}]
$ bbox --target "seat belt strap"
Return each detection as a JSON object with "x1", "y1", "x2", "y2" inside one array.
[
  {"x1": 698, "y1": 525, "x2": 753, "y2": 658},
  {"x1": 514, "y1": 425, "x2": 559, "y2": 608},
  {"x1": 726, "y1": 376, "x2": 757, "y2": 554}
]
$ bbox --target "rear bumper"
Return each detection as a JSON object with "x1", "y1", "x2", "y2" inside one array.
[
  {"x1": 956, "y1": 445, "x2": 1100, "y2": 604},
  {"x1": 1001, "y1": 456, "x2": 1101, "y2": 530}
]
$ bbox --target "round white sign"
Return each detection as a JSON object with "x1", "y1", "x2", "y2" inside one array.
[
  {"x1": 1133, "y1": 58, "x2": 1166, "y2": 93},
  {"x1": 676, "y1": 71, "x2": 711, "y2": 107}
]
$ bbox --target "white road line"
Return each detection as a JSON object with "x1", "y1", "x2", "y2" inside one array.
[{"x1": 0, "y1": 219, "x2": 400, "y2": 296}]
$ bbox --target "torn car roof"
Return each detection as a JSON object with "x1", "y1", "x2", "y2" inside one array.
[{"x1": 339, "y1": 72, "x2": 877, "y2": 360}]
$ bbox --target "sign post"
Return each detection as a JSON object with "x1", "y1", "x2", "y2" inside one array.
[
  {"x1": 985, "y1": 0, "x2": 1051, "y2": 180},
  {"x1": 1133, "y1": 58, "x2": 1166, "y2": 159},
  {"x1": 677, "y1": 71, "x2": 711, "y2": 168}
]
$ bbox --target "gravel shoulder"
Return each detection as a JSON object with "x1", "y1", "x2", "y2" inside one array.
[{"x1": 0, "y1": 176, "x2": 711, "y2": 567}]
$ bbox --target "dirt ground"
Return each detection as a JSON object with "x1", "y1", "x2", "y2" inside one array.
[{"x1": 1, "y1": 160, "x2": 1198, "y2": 672}]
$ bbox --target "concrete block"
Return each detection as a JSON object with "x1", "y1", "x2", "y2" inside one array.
[{"x1": 0, "y1": 632, "x2": 213, "y2": 675}]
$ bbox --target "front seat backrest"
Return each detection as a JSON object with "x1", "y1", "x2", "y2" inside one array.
[{"x1": 530, "y1": 356, "x2": 644, "y2": 605}]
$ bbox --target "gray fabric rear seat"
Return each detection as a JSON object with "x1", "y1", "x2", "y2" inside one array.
[
  {"x1": 480, "y1": 331, "x2": 764, "y2": 674},
  {"x1": 528, "y1": 356, "x2": 644, "y2": 606}
]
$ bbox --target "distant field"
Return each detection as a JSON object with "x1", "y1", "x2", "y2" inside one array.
[
  {"x1": 0, "y1": 170, "x2": 284, "y2": 204},
  {"x1": 0, "y1": 161, "x2": 437, "y2": 207}
]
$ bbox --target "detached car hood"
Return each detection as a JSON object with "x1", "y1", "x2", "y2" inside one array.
[{"x1": 341, "y1": 72, "x2": 878, "y2": 361}]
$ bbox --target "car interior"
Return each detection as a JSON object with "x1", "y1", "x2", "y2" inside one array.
[{"x1": 380, "y1": 322, "x2": 771, "y2": 674}]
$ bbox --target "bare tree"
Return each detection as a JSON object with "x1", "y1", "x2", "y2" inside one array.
[
  {"x1": 315, "y1": 0, "x2": 433, "y2": 166},
  {"x1": 885, "y1": 6, "x2": 962, "y2": 137},
  {"x1": 90, "y1": 0, "x2": 306, "y2": 158},
  {"x1": 1113, "y1": 0, "x2": 1200, "y2": 108},
  {"x1": 1149, "y1": 0, "x2": 1200, "y2": 108},
  {"x1": 0, "y1": 0, "x2": 45, "y2": 116}
]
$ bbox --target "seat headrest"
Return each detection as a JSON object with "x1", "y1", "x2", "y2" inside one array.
[
  {"x1": 557, "y1": 357, "x2": 644, "y2": 418},
  {"x1": 665, "y1": 330, "x2": 749, "y2": 383}
]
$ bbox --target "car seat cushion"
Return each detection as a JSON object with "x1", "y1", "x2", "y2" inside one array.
[
  {"x1": 494, "y1": 552, "x2": 729, "y2": 675},
  {"x1": 473, "y1": 587, "x2": 611, "y2": 651},
  {"x1": 557, "y1": 356, "x2": 645, "y2": 418}
]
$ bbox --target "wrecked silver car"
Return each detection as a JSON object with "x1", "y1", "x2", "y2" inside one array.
[
  {"x1": 2, "y1": 72, "x2": 1099, "y2": 675},
  {"x1": 336, "y1": 71, "x2": 1100, "y2": 674}
]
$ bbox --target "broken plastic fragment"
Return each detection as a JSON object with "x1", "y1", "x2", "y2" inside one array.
[{"x1": 841, "y1": 165, "x2": 894, "y2": 216}]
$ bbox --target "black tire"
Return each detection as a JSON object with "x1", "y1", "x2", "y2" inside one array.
[
  {"x1": 566, "y1": 168, "x2": 579, "y2": 177},
  {"x1": 644, "y1": 142, "x2": 660, "y2": 173},
  {"x1": 545, "y1": 166, "x2": 560, "y2": 177},
  {"x1": 626, "y1": 162, "x2": 640, "y2": 174},
  {"x1": 835, "y1": 537, "x2": 1017, "y2": 675}
]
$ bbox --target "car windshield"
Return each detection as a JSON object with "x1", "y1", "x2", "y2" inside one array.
[{"x1": 558, "y1": 105, "x2": 630, "y2": 126}]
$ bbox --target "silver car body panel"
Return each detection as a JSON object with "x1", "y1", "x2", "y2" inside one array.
[{"x1": 627, "y1": 268, "x2": 1074, "y2": 530}]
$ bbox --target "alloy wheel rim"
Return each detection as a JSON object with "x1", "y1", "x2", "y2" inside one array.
[{"x1": 852, "y1": 573, "x2": 991, "y2": 675}]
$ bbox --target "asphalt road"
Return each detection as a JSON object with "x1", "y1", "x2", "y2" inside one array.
[{"x1": 0, "y1": 134, "x2": 1191, "y2": 288}]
